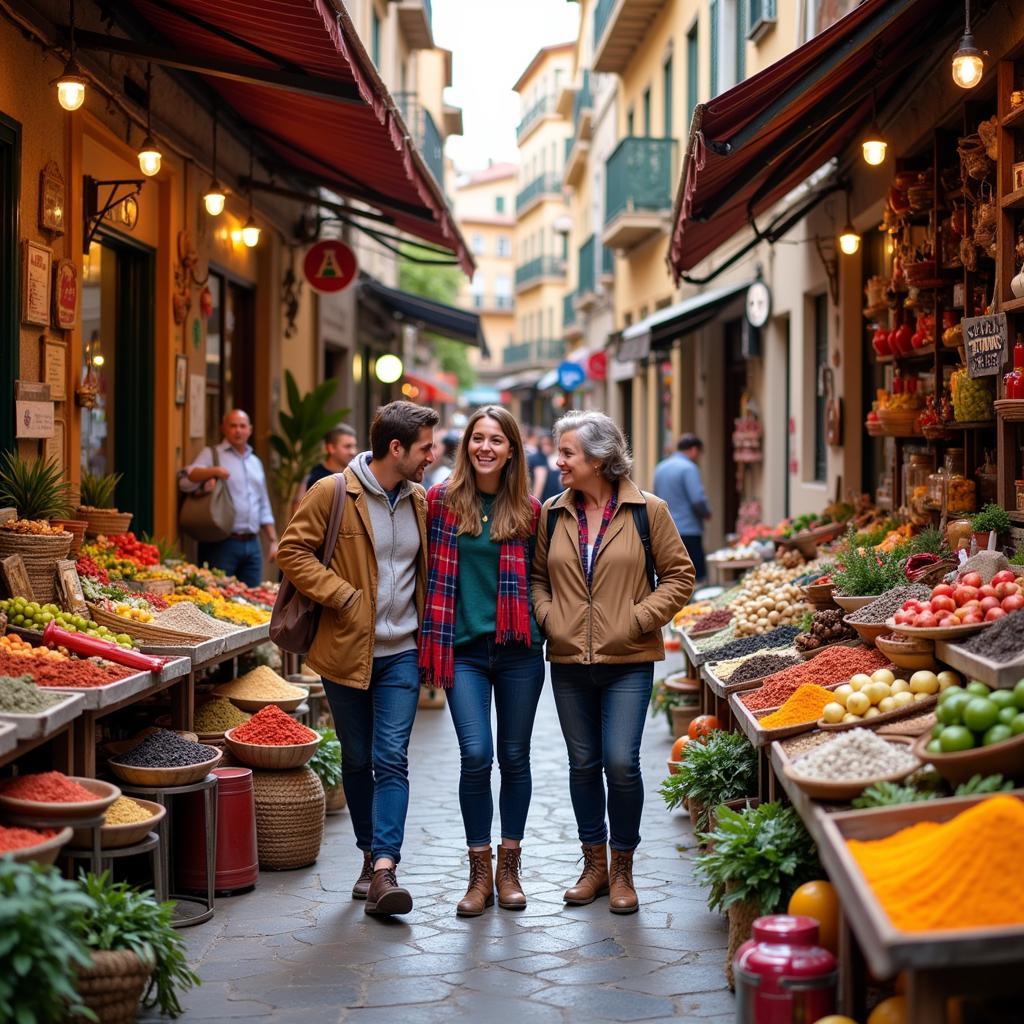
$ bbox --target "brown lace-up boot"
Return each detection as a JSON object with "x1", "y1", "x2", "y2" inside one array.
[
  {"x1": 609, "y1": 848, "x2": 639, "y2": 914},
  {"x1": 351, "y1": 851, "x2": 373, "y2": 900},
  {"x1": 563, "y1": 843, "x2": 609, "y2": 905},
  {"x1": 495, "y1": 845, "x2": 527, "y2": 910},
  {"x1": 364, "y1": 866, "x2": 413, "y2": 916},
  {"x1": 456, "y1": 847, "x2": 494, "y2": 917}
]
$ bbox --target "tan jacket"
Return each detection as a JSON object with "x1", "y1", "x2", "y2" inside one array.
[
  {"x1": 531, "y1": 479, "x2": 695, "y2": 664},
  {"x1": 275, "y1": 470, "x2": 428, "y2": 689}
]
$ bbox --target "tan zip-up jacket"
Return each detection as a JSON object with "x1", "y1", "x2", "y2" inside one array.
[
  {"x1": 531, "y1": 478, "x2": 695, "y2": 664},
  {"x1": 275, "y1": 469, "x2": 428, "y2": 689}
]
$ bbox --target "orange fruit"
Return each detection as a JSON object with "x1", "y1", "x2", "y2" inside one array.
[
  {"x1": 670, "y1": 736, "x2": 690, "y2": 762},
  {"x1": 688, "y1": 714, "x2": 720, "y2": 740},
  {"x1": 867, "y1": 996, "x2": 906, "y2": 1024},
  {"x1": 787, "y1": 880, "x2": 840, "y2": 954}
]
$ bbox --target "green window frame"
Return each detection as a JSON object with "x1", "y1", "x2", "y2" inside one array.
[
  {"x1": 686, "y1": 22, "x2": 699, "y2": 127},
  {"x1": 710, "y1": 0, "x2": 719, "y2": 95},
  {"x1": 662, "y1": 55, "x2": 673, "y2": 138},
  {"x1": 371, "y1": 8, "x2": 381, "y2": 66}
]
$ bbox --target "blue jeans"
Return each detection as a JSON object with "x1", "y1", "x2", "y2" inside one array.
[
  {"x1": 447, "y1": 638, "x2": 545, "y2": 847},
  {"x1": 550, "y1": 662, "x2": 654, "y2": 852},
  {"x1": 323, "y1": 650, "x2": 420, "y2": 864},
  {"x1": 198, "y1": 535, "x2": 262, "y2": 587}
]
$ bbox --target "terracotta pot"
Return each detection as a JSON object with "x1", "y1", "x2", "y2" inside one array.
[
  {"x1": 973, "y1": 530, "x2": 996, "y2": 551},
  {"x1": 670, "y1": 704, "x2": 699, "y2": 739}
]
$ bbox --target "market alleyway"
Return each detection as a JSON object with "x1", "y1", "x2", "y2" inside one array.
[{"x1": 160, "y1": 664, "x2": 733, "y2": 1023}]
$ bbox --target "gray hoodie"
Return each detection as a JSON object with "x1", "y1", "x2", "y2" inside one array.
[{"x1": 349, "y1": 452, "x2": 421, "y2": 658}]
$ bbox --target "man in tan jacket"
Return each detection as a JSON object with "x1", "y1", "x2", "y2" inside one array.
[{"x1": 277, "y1": 401, "x2": 438, "y2": 917}]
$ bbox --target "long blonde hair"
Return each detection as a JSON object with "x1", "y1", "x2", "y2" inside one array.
[{"x1": 444, "y1": 407, "x2": 533, "y2": 540}]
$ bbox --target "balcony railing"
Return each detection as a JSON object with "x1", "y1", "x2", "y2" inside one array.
[
  {"x1": 514, "y1": 255, "x2": 565, "y2": 289},
  {"x1": 572, "y1": 70, "x2": 593, "y2": 133},
  {"x1": 471, "y1": 294, "x2": 514, "y2": 311},
  {"x1": 516, "y1": 94, "x2": 557, "y2": 141},
  {"x1": 604, "y1": 136, "x2": 677, "y2": 225},
  {"x1": 593, "y1": 0, "x2": 617, "y2": 51},
  {"x1": 394, "y1": 93, "x2": 445, "y2": 185},
  {"x1": 502, "y1": 339, "x2": 567, "y2": 366},
  {"x1": 516, "y1": 173, "x2": 562, "y2": 214},
  {"x1": 563, "y1": 292, "x2": 577, "y2": 327},
  {"x1": 577, "y1": 234, "x2": 613, "y2": 296}
]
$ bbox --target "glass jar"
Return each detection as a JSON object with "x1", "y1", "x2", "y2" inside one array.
[
  {"x1": 903, "y1": 450, "x2": 932, "y2": 522},
  {"x1": 1017, "y1": 480, "x2": 1024, "y2": 513},
  {"x1": 976, "y1": 450, "x2": 998, "y2": 507},
  {"x1": 927, "y1": 467, "x2": 946, "y2": 508},
  {"x1": 945, "y1": 447, "x2": 976, "y2": 513}
]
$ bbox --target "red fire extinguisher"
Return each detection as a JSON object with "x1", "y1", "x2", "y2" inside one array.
[{"x1": 734, "y1": 915, "x2": 838, "y2": 1023}]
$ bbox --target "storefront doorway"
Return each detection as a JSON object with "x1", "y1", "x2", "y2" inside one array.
[
  {"x1": 723, "y1": 318, "x2": 747, "y2": 536},
  {"x1": 204, "y1": 271, "x2": 256, "y2": 444},
  {"x1": 80, "y1": 235, "x2": 154, "y2": 533},
  {"x1": 0, "y1": 113, "x2": 19, "y2": 454}
]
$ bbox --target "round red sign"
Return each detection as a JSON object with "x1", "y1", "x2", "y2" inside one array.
[
  {"x1": 587, "y1": 351, "x2": 608, "y2": 381},
  {"x1": 303, "y1": 240, "x2": 358, "y2": 294}
]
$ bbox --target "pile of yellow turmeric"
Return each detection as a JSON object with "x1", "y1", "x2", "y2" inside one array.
[
  {"x1": 848, "y1": 796, "x2": 1024, "y2": 932},
  {"x1": 758, "y1": 684, "x2": 835, "y2": 729}
]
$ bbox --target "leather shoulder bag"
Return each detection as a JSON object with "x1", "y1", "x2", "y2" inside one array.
[
  {"x1": 269, "y1": 474, "x2": 347, "y2": 655},
  {"x1": 179, "y1": 446, "x2": 236, "y2": 543}
]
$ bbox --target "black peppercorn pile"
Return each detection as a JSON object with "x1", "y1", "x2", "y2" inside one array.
[
  {"x1": 702, "y1": 626, "x2": 801, "y2": 663},
  {"x1": 724, "y1": 652, "x2": 802, "y2": 685},
  {"x1": 117, "y1": 729, "x2": 218, "y2": 767},
  {"x1": 959, "y1": 610, "x2": 1024, "y2": 663},
  {"x1": 795, "y1": 609, "x2": 858, "y2": 652}
]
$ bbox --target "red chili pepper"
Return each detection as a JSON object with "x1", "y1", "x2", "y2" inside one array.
[
  {"x1": 232, "y1": 704, "x2": 317, "y2": 746},
  {"x1": 1, "y1": 771, "x2": 94, "y2": 802}
]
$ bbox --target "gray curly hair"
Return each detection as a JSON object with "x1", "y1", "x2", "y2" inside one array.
[{"x1": 553, "y1": 410, "x2": 633, "y2": 481}]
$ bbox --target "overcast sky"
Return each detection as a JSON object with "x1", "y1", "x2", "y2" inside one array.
[{"x1": 433, "y1": 0, "x2": 580, "y2": 172}]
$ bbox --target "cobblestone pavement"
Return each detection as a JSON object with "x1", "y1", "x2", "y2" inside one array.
[{"x1": 160, "y1": 664, "x2": 733, "y2": 1023}]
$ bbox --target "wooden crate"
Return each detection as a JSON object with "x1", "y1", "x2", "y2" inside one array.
[{"x1": 935, "y1": 639, "x2": 1024, "y2": 689}]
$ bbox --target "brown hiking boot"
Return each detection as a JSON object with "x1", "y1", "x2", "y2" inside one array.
[
  {"x1": 609, "y1": 848, "x2": 639, "y2": 915},
  {"x1": 364, "y1": 866, "x2": 413, "y2": 916},
  {"x1": 351, "y1": 851, "x2": 373, "y2": 900},
  {"x1": 563, "y1": 842, "x2": 609, "y2": 905},
  {"x1": 495, "y1": 845, "x2": 526, "y2": 910},
  {"x1": 456, "y1": 847, "x2": 494, "y2": 917}
]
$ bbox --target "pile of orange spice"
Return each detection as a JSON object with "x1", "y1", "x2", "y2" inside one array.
[
  {"x1": 757, "y1": 683, "x2": 835, "y2": 729},
  {"x1": 847, "y1": 796, "x2": 1024, "y2": 932}
]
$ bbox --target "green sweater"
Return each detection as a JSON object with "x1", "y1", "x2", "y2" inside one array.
[{"x1": 454, "y1": 493, "x2": 543, "y2": 648}]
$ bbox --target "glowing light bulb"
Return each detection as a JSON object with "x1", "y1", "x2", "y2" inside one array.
[
  {"x1": 203, "y1": 180, "x2": 226, "y2": 216},
  {"x1": 240, "y1": 216, "x2": 261, "y2": 248},
  {"x1": 92, "y1": 354, "x2": 105, "y2": 367},
  {"x1": 839, "y1": 225, "x2": 861, "y2": 256},
  {"x1": 862, "y1": 135, "x2": 887, "y2": 166},
  {"x1": 137, "y1": 135, "x2": 161, "y2": 177},
  {"x1": 375, "y1": 354, "x2": 403, "y2": 383},
  {"x1": 57, "y1": 76, "x2": 85, "y2": 111},
  {"x1": 952, "y1": 35, "x2": 983, "y2": 89}
]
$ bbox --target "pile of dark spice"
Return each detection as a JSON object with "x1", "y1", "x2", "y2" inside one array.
[
  {"x1": 687, "y1": 608, "x2": 732, "y2": 633},
  {"x1": 724, "y1": 652, "x2": 802, "y2": 685},
  {"x1": 958, "y1": 610, "x2": 1024, "y2": 663},
  {"x1": 116, "y1": 729, "x2": 218, "y2": 768},
  {"x1": 846, "y1": 585, "x2": 933, "y2": 625},
  {"x1": 702, "y1": 626, "x2": 802, "y2": 663},
  {"x1": 795, "y1": 609, "x2": 857, "y2": 651},
  {"x1": 0, "y1": 675, "x2": 62, "y2": 713}
]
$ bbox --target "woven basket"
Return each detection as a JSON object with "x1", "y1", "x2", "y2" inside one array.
[
  {"x1": 325, "y1": 783, "x2": 347, "y2": 814},
  {"x1": 86, "y1": 603, "x2": 208, "y2": 645},
  {"x1": 252, "y1": 766, "x2": 325, "y2": 870},
  {"x1": 79, "y1": 507, "x2": 133, "y2": 537},
  {"x1": 72, "y1": 948, "x2": 152, "y2": 1024},
  {"x1": 52, "y1": 519, "x2": 88, "y2": 555},
  {"x1": 0, "y1": 529, "x2": 72, "y2": 602}
]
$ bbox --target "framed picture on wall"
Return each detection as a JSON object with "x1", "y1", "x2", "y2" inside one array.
[
  {"x1": 175, "y1": 354, "x2": 188, "y2": 405},
  {"x1": 21, "y1": 240, "x2": 52, "y2": 326}
]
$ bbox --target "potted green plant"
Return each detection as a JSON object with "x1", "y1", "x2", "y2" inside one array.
[
  {"x1": 0, "y1": 860, "x2": 95, "y2": 1024},
  {"x1": 72, "y1": 871, "x2": 199, "y2": 1020},
  {"x1": 970, "y1": 503, "x2": 1012, "y2": 550},
  {"x1": 78, "y1": 471, "x2": 132, "y2": 537},
  {"x1": 659, "y1": 732, "x2": 758, "y2": 834},
  {"x1": 695, "y1": 801, "x2": 820, "y2": 988},
  {"x1": 309, "y1": 726, "x2": 345, "y2": 814},
  {"x1": 830, "y1": 531, "x2": 909, "y2": 605},
  {"x1": 650, "y1": 678, "x2": 700, "y2": 737}
]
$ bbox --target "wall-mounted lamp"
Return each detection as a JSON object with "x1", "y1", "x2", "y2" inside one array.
[
  {"x1": 203, "y1": 112, "x2": 226, "y2": 216},
  {"x1": 137, "y1": 64, "x2": 162, "y2": 176},
  {"x1": 952, "y1": 0, "x2": 984, "y2": 89},
  {"x1": 54, "y1": 0, "x2": 86, "y2": 110}
]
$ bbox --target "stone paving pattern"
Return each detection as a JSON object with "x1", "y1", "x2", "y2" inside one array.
[{"x1": 152, "y1": 663, "x2": 733, "y2": 1022}]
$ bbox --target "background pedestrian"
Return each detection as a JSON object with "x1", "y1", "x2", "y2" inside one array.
[{"x1": 653, "y1": 433, "x2": 711, "y2": 584}]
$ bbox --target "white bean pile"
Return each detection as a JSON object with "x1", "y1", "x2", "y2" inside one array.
[{"x1": 792, "y1": 728, "x2": 919, "y2": 781}]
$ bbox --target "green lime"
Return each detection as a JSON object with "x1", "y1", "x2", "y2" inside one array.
[
  {"x1": 932, "y1": 722, "x2": 946, "y2": 738},
  {"x1": 926, "y1": 739, "x2": 943, "y2": 754},
  {"x1": 941, "y1": 692, "x2": 971, "y2": 724},
  {"x1": 990, "y1": 690, "x2": 1016, "y2": 711},
  {"x1": 1012, "y1": 713, "x2": 1024, "y2": 736},
  {"x1": 966, "y1": 681, "x2": 991, "y2": 697},
  {"x1": 1012, "y1": 680, "x2": 1024, "y2": 711},
  {"x1": 939, "y1": 725, "x2": 975, "y2": 753},
  {"x1": 983, "y1": 724, "x2": 1014, "y2": 746},
  {"x1": 13, "y1": 614, "x2": 24, "y2": 625},
  {"x1": 998, "y1": 706, "x2": 1019, "y2": 726},
  {"x1": 963, "y1": 698, "x2": 999, "y2": 734},
  {"x1": 939, "y1": 684, "x2": 963, "y2": 703}
]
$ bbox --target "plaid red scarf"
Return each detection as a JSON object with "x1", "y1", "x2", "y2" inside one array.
[{"x1": 419, "y1": 483, "x2": 540, "y2": 689}]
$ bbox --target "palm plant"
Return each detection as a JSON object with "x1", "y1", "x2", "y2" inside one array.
[
  {"x1": 78, "y1": 471, "x2": 122, "y2": 510},
  {"x1": 0, "y1": 451, "x2": 73, "y2": 520}
]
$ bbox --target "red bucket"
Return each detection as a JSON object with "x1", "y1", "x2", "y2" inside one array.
[{"x1": 176, "y1": 768, "x2": 258, "y2": 894}]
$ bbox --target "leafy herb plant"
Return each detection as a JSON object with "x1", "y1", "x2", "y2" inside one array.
[
  {"x1": 649, "y1": 679, "x2": 699, "y2": 726},
  {"x1": 308, "y1": 726, "x2": 343, "y2": 790},
  {"x1": 831, "y1": 531, "x2": 910, "y2": 596},
  {"x1": 660, "y1": 732, "x2": 757, "y2": 831},
  {"x1": 971, "y1": 503, "x2": 1012, "y2": 536}
]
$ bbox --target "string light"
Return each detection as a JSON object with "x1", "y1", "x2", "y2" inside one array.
[
  {"x1": 54, "y1": 0, "x2": 86, "y2": 110},
  {"x1": 861, "y1": 91, "x2": 886, "y2": 166},
  {"x1": 137, "y1": 64, "x2": 162, "y2": 176},
  {"x1": 203, "y1": 111, "x2": 226, "y2": 215},
  {"x1": 838, "y1": 190, "x2": 860, "y2": 255},
  {"x1": 241, "y1": 142, "x2": 260, "y2": 246},
  {"x1": 952, "y1": 0, "x2": 983, "y2": 89}
]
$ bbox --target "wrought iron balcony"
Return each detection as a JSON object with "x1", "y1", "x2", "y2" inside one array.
[
  {"x1": 576, "y1": 235, "x2": 613, "y2": 305},
  {"x1": 394, "y1": 93, "x2": 444, "y2": 186},
  {"x1": 516, "y1": 173, "x2": 562, "y2": 215},
  {"x1": 516, "y1": 94, "x2": 557, "y2": 142},
  {"x1": 514, "y1": 255, "x2": 565, "y2": 291},
  {"x1": 603, "y1": 137, "x2": 676, "y2": 250},
  {"x1": 391, "y1": 0, "x2": 433, "y2": 50},
  {"x1": 502, "y1": 338, "x2": 567, "y2": 366},
  {"x1": 592, "y1": 0, "x2": 663, "y2": 74}
]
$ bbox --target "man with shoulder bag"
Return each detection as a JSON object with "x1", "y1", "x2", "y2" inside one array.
[{"x1": 276, "y1": 400, "x2": 438, "y2": 917}]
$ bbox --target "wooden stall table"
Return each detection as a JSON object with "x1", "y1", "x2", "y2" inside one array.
[
  {"x1": 0, "y1": 721, "x2": 74, "y2": 773},
  {"x1": 679, "y1": 631, "x2": 714, "y2": 715},
  {"x1": 705, "y1": 556, "x2": 760, "y2": 588}
]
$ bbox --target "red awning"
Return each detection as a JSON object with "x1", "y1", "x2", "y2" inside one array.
[
  {"x1": 403, "y1": 372, "x2": 456, "y2": 404},
  {"x1": 668, "y1": 0, "x2": 967, "y2": 278},
  {"x1": 125, "y1": 0, "x2": 473, "y2": 273}
]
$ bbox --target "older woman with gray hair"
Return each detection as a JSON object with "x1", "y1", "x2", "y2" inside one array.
[{"x1": 531, "y1": 411, "x2": 694, "y2": 914}]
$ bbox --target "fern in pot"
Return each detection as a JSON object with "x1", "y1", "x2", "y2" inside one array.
[{"x1": 309, "y1": 726, "x2": 344, "y2": 813}]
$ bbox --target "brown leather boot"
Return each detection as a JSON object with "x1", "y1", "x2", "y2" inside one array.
[
  {"x1": 495, "y1": 845, "x2": 526, "y2": 910},
  {"x1": 364, "y1": 866, "x2": 413, "y2": 916},
  {"x1": 609, "y1": 848, "x2": 639, "y2": 914},
  {"x1": 351, "y1": 851, "x2": 373, "y2": 900},
  {"x1": 563, "y1": 843, "x2": 609, "y2": 905},
  {"x1": 456, "y1": 847, "x2": 494, "y2": 917}
]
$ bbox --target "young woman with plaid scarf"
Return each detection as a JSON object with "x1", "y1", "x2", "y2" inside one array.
[{"x1": 418, "y1": 406, "x2": 544, "y2": 916}]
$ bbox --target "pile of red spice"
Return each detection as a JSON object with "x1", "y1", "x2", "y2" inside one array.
[
  {"x1": 232, "y1": 704, "x2": 317, "y2": 746},
  {"x1": 688, "y1": 609, "x2": 733, "y2": 633},
  {"x1": 0, "y1": 651, "x2": 132, "y2": 688},
  {"x1": 740, "y1": 646, "x2": 893, "y2": 711},
  {"x1": 1, "y1": 771, "x2": 96, "y2": 802},
  {"x1": 0, "y1": 824, "x2": 57, "y2": 852}
]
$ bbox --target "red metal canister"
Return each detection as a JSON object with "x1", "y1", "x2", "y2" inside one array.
[
  {"x1": 177, "y1": 767, "x2": 258, "y2": 894},
  {"x1": 734, "y1": 915, "x2": 837, "y2": 1023}
]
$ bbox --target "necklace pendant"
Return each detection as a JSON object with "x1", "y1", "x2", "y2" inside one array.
[{"x1": 481, "y1": 514, "x2": 489, "y2": 523}]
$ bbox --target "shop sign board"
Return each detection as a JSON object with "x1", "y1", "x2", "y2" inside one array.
[
  {"x1": 303, "y1": 240, "x2": 357, "y2": 294},
  {"x1": 188, "y1": 375, "x2": 206, "y2": 439},
  {"x1": 587, "y1": 351, "x2": 608, "y2": 381},
  {"x1": 42, "y1": 338, "x2": 66, "y2": 401},
  {"x1": 15, "y1": 401, "x2": 54, "y2": 439},
  {"x1": 962, "y1": 313, "x2": 1007, "y2": 378},
  {"x1": 38, "y1": 162, "x2": 65, "y2": 235},
  {"x1": 52, "y1": 259, "x2": 78, "y2": 331},
  {"x1": 21, "y1": 240, "x2": 52, "y2": 326},
  {"x1": 556, "y1": 361, "x2": 587, "y2": 392}
]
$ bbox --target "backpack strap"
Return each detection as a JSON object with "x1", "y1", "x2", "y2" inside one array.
[
  {"x1": 319, "y1": 474, "x2": 347, "y2": 566},
  {"x1": 631, "y1": 496, "x2": 656, "y2": 593}
]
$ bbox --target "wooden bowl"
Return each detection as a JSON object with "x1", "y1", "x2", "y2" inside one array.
[
  {"x1": 106, "y1": 749, "x2": 222, "y2": 787},
  {"x1": 875, "y1": 632, "x2": 937, "y2": 671},
  {"x1": 783, "y1": 736, "x2": 919, "y2": 801},
  {"x1": 913, "y1": 729, "x2": 1024, "y2": 786},
  {"x1": 843, "y1": 616, "x2": 890, "y2": 647},
  {"x1": 886, "y1": 617, "x2": 992, "y2": 641},
  {"x1": 223, "y1": 728, "x2": 318, "y2": 770},
  {"x1": 0, "y1": 777, "x2": 120, "y2": 821},
  {"x1": 833, "y1": 595, "x2": 876, "y2": 613},
  {"x1": 6, "y1": 826, "x2": 74, "y2": 865},
  {"x1": 818, "y1": 694, "x2": 938, "y2": 732},
  {"x1": 69, "y1": 798, "x2": 166, "y2": 850},
  {"x1": 214, "y1": 691, "x2": 306, "y2": 714}
]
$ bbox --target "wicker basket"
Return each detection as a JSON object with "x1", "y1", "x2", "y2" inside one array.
[
  {"x1": 252, "y1": 766, "x2": 325, "y2": 870},
  {"x1": 87, "y1": 603, "x2": 208, "y2": 645},
  {"x1": 79, "y1": 507, "x2": 133, "y2": 537},
  {"x1": 51, "y1": 519, "x2": 88, "y2": 555},
  {"x1": 325, "y1": 783, "x2": 347, "y2": 815},
  {"x1": 878, "y1": 408, "x2": 922, "y2": 437},
  {"x1": 0, "y1": 529, "x2": 72, "y2": 602},
  {"x1": 72, "y1": 949, "x2": 152, "y2": 1024}
]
